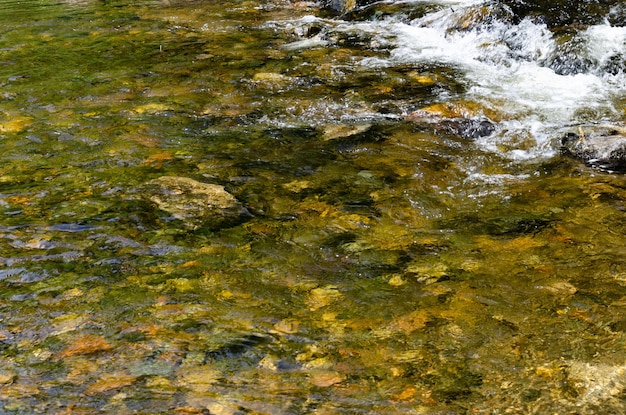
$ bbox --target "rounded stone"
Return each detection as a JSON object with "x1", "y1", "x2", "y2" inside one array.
[{"x1": 147, "y1": 176, "x2": 250, "y2": 230}]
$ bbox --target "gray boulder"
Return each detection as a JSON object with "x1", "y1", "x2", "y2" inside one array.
[
  {"x1": 147, "y1": 176, "x2": 250, "y2": 230},
  {"x1": 561, "y1": 126, "x2": 626, "y2": 172}
]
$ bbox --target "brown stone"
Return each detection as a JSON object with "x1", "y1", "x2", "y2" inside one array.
[{"x1": 148, "y1": 176, "x2": 249, "y2": 230}]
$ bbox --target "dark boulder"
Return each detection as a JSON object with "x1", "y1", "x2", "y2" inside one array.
[
  {"x1": 438, "y1": 118, "x2": 496, "y2": 139},
  {"x1": 500, "y1": 0, "x2": 623, "y2": 28},
  {"x1": 406, "y1": 104, "x2": 497, "y2": 140},
  {"x1": 318, "y1": 0, "x2": 378, "y2": 15},
  {"x1": 561, "y1": 126, "x2": 626, "y2": 172}
]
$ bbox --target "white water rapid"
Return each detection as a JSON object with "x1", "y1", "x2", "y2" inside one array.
[
  {"x1": 378, "y1": 1, "x2": 626, "y2": 160},
  {"x1": 275, "y1": 0, "x2": 626, "y2": 163}
]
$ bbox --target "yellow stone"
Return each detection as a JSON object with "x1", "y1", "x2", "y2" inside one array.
[
  {"x1": 303, "y1": 356, "x2": 333, "y2": 370},
  {"x1": 253, "y1": 72, "x2": 288, "y2": 83},
  {"x1": 85, "y1": 373, "x2": 137, "y2": 395},
  {"x1": 273, "y1": 318, "x2": 300, "y2": 334},
  {"x1": 322, "y1": 124, "x2": 371, "y2": 141},
  {"x1": 177, "y1": 367, "x2": 220, "y2": 393},
  {"x1": 51, "y1": 313, "x2": 89, "y2": 335},
  {"x1": 219, "y1": 290, "x2": 235, "y2": 300},
  {"x1": 306, "y1": 285, "x2": 342, "y2": 311},
  {"x1": 165, "y1": 278, "x2": 196, "y2": 293},
  {"x1": 145, "y1": 376, "x2": 173, "y2": 389},
  {"x1": 342, "y1": 0, "x2": 356, "y2": 12},
  {"x1": 283, "y1": 179, "x2": 311, "y2": 192},
  {"x1": 389, "y1": 309, "x2": 430, "y2": 335},
  {"x1": 407, "y1": 71, "x2": 437, "y2": 85},
  {"x1": 0, "y1": 372, "x2": 14, "y2": 385},
  {"x1": 0, "y1": 116, "x2": 32, "y2": 133},
  {"x1": 387, "y1": 274, "x2": 407, "y2": 287},
  {"x1": 132, "y1": 103, "x2": 172, "y2": 114},
  {"x1": 309, "y1": 370, "x2": 345, "y2": 387}
]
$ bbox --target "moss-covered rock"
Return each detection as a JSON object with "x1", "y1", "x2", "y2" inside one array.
[{"x1": 147, "y1": 176, "x2": 250, "y2": 230}]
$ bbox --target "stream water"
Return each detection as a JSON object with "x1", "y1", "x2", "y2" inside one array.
[{"x1": 1, "y1": 0, "x2": 626, "y2": 413}]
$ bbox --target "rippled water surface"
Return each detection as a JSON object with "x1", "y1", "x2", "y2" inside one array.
[{"x1": 1, "y1": 0, "x2": 626, "y2": 413}]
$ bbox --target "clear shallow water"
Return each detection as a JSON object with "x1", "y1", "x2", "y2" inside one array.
[{"x1": 0, "y1": 0, "x2": 626, "y2": 413}]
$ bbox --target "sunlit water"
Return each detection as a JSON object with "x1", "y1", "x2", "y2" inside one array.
[{"x1": 0, "y1": 0, "x2": 625, "y2": 413}]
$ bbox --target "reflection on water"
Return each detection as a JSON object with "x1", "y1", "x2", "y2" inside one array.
[{"x1": 0, "y1": 0, "x2": 625, "y2": 413}]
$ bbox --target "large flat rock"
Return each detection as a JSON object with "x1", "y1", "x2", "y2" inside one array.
[{"x1": 147, "y1": 176, "x2": 249, "y2": 230}]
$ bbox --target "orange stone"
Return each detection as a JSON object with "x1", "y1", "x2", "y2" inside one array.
[{"x1": 59, "y1": 334, "x2": 112, "y2": 358}]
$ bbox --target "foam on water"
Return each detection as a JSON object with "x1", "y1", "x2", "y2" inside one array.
[
  {"x1": 372, "y1": 1, "x2": 624, "y2": 160},
  {"x1": 269, "y1": 1, "x2": 625, "y2": 163}
]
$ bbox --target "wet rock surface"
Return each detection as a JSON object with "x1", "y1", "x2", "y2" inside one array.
[
  {"x1": 319, "y1": 0, "x2": 376, "y2": 15},
  {"x1": 146, "y1": 176, "x2": 250, "y2": 230},
  {"x1": 436, "y1": 118, "x2": 496, "y2": 139},
  {"x1": 406, "y1": 102, "x2": 498, "y2": 140},
  {"x1": 561, "y1": 126, "x2": 626, "y2": 172},
  {"x1": 500, "y1": 0, "x2": 624, "y2": 28}
]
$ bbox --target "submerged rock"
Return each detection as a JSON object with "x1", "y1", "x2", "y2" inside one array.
[
  {"x1": 406, "y1": 102, "x2": 498, "y2": 140},
  {"x1": 321, "y1": 123, "x2": 372, "y2": 141},
  {"x1": 147, "y1": 176, "x2": 250, "y2": 230},
  {"x1": 561, "y1": 126, "x2": 626, "y2": 172}
]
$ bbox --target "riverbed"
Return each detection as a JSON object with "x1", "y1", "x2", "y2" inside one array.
[{"x1": 0, "y1": 0, "x2": 626, "y2": 413}]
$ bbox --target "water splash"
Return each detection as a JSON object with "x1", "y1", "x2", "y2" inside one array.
[
  {"x1": 379, "y1": 2, "x2": 624, "y2": 159},
  {"x1": 273, "y1": 1, "x2": 626, "y2": 162}
]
